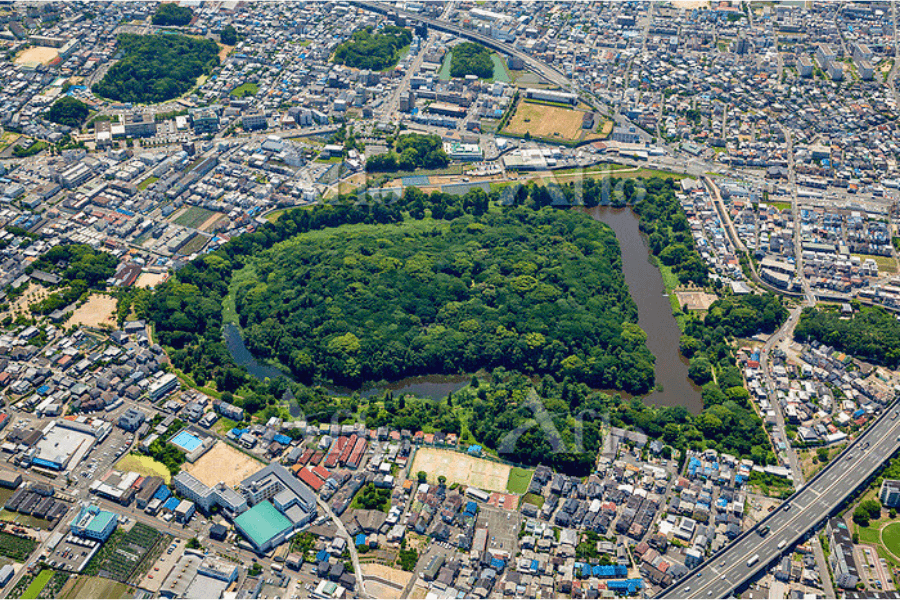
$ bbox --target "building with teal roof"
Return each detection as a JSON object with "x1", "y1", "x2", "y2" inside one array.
[
  {"x1": 234, "y1": 500, "x2": 293, "y2": 552},
  {"x1": 71, "y1": 504, "x2": 117, "y2": 542}
]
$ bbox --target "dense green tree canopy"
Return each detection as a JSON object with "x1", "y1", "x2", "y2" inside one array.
[
  {"x1": 703, "y1": 293, "x2": 788, "y2": 338},
  {"x1": 366, "y1": 133, "x2": 449, "y2": 172},
  {"x1": 795, "y1": 305, "x2": 900, "y2": 368},
  {"x1": 28, "y1": 244, "x2": 117, "y2": 288},
  {"x1": 152, "y1": 3, "x2": 193, "y2": 26},
  {"x1": 219, "y1": 25, "x2": 239, "y2": 46},
  {"x1": 145, "y1": 177, "x2": 775, "y2": 475},
  {"x1": 332, "y1": 26, "x2": 412, "y2": 71},
  {"x1": 45, "y1": 96, "x2": 90, "y2": 128},
  {"x1": 93, "y1": 33, "x2": 219, "y2": 104},
  {"x1": 235, "y1": 209, "x2": 655, "y2": 393},
  {"x1": 449, "y1": 42, "x2": 493, "y2": 79}
]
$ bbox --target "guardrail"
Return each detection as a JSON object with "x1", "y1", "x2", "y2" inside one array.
[{"x1": 657, "y1": 397, "x2": 900, "y2": 598}]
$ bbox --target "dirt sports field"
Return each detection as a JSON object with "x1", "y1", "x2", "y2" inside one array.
[
  {"x1": 184, "y1": 441, "x2": 264, "y2": 488},
  {"x1": 503, "y1": 99, "x2": 585, "y2": 141},
  {"x1": 134, "y1": 272, "x2": 168, "y2": 289},
  {"x1": 410, "y1": 448, "x2": 511, "y2": 492},
  {"x1": 14, "y1": 46, "x2": 59, "y2": 67},
  {"x1": 65, "y1": 294, "x2": 117, "y2": 329}
]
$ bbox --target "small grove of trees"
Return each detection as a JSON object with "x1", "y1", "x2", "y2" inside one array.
[
  {"x1": 145, "y1": 439, "x2": 186, "y2": 476},
  {"x1": 353, "y1": 483, "x2": 390, "y2": 511},
  {"x1": 365, "y1": 133, "x2": 449, "y2": 172},
  {"x1": 219, "y1": 25, "x2": 239, "y2": 46},
  {"x1": 332, "y1": 25, "x2": 412, "y2": 71},
  {"x1": 152, "y1": 3, "x2": 193, "y2": 26},
  {"x1": 795, "y1": 305, "x2": 900, "y2": 368},
  {"x1": 449, "y1": 41, "x2": 493, "y2": 79},
  {"x1": 853, "y1": 498, "x2": 882, "y2": 526},
  {"x1": 397, "y1": 548, "x2": 418, "y2": 571},
  {"x1": 27, "y1": 243, "x2": 118, "y2": 288},
  {"x1": 45, "y1": 96, "x2": 90, "y2": 128}
]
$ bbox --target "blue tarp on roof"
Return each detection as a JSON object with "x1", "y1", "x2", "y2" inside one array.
[
  {"x1": 592, "y1": 565, "x2": 628, "y2": 578},
  {"x1": 607, "y1": 578, "x2": 643, "y2": 593},
  {"x1": 467, "y1": 445, "x2": 482, "y2": 455},
  {"x1": 464, "y1": 501, "x2": 478, "y2": 515},
  {"x1": 355, "y1": 534, "x2": 366, "y2": 546},
  {"x1": 273, "y1": 434, "x2": 291, "y2": 445},
  {"x1": 316, "y1": 550, "x2": 330, "y2": 563},
  {"x1": 154, "y1": 485, "x2": 172, "y2": 501},
  {"x1": 490, "y1": 557, "x2": 506, "y2": 571}
]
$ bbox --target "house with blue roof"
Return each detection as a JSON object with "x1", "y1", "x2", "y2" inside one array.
[{"x1": 153, "y1": 484, "x2": 172, "y2": 501}]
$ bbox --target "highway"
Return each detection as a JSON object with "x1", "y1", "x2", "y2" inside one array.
[
  {"x1": 658, "y1": 399, "x2": 900, "y2": 598},
  {"x1": 352, "y1": 1, "x2": 574, "y2": 93}
]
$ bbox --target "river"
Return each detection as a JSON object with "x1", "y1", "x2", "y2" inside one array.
[
  {"x1": 586, "y1": 206, "x2": 703, "y2": 413},
  {"x1": 224, "y1": 206, "x2": 703, "y2": 414}
]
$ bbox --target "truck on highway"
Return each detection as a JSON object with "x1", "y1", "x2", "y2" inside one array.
[{"x1": 747, "y1": 554, "x2": 760, "y2": 567}]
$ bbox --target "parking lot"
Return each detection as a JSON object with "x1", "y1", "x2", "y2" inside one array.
[
  {"x1": 48, "y1": 535, "x2": 102, "y2": 572},
  {"x1": 73, "y1": 426, "x2": 134, "y2": 487},
  {"x1": 138, "y1": 538, "x2": 184, "y2": 593},
  {"x1": 478, "y1": 505, "x2": 520, "y2": 557}
]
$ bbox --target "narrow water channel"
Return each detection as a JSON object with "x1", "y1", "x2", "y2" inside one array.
[
  {"x1": 586, "y1": 206, "x2": 703, "y2": 414},
  {"x1": 223, "y1": 323, "x2": 470, "y2": 408}
]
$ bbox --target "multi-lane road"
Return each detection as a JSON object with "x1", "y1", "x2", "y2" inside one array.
[{"x1": 659, "y1": 399, "x2": 900, "y2": 598}]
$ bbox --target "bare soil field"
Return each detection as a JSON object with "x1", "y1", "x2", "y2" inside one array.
[
  {"x1": 66, "y1": 294, "x2": 117, "y2": 329},
  {"x1": 134, "y1": 272, "x2": 168, "y2": 289},
  {"x1": 5, "y1": 283, "x2": 50, "y2": 321},
  {"x1": 361, "y1": 563, "x2": 412, "y2": 596},
  {"x1": 503, "y1": 99, "x2": 585, "y2": 142},
  {"x1": 410, "y1": 448, "x2": 510, "y2": 492},
  {"x1": 674, "y1": 289, "x2": 718, "y2": 311},
  {"x1": 15, "y1": 47, "x2": 59, "y2": 67},
  {"x1": 184, "y1": 441, "x2": 264, "y2": 488}
]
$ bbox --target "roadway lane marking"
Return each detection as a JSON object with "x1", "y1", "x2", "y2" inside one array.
[{"x1": 679, "y1": 412, "x2": 900, "y2": 598}]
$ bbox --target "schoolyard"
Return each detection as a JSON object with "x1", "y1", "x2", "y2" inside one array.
[{"x1": 410, "y1": 448, "x2": 511, "y2": 492}]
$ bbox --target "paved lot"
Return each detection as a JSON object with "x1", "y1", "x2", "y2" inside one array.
[
  {"x1": 478, "y1": 505, "x2": 520, "y2": 557},
  {"x1": 138, "y1": 537, "x2": 184, "y2": 593}
]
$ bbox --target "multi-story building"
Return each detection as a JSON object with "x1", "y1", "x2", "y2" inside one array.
[
  {"x1": 149, "y1": 373, "x2": 179, "y2": 402},
  {"x1": 815, "y1": 44, "x2": 836, "y2": 69},
  {"x1": 241, "y1": 113, "x2": 267, "y2": 130},
  {"x1": 122, "y1": 113, "x2": 157, "y2": 138},
  {"x1": 880, "y1": 479, "x2": 900, "y2": 507},
  {"x1": 71, "y1": 505, "x2": 117, "y2": 542}
]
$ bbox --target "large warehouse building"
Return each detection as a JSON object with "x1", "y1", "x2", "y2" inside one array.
[
  {"x1": 234, "y1": 463, "x2": 318, "y2": 552},
  {"x1": 26, "y1": 419, "x2": 111, "y2": 471}
]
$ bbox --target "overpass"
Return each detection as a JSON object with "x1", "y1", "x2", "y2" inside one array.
[
  {"x1": 352, "y1": 1, "x2": 573, "y2": 92},
  {"x1": 658, "y1": 398, "x2": 900, "y2": 598}
]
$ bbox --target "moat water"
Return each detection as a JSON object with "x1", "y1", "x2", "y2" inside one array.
[
  {"x1": 586, "y1": 206, "x2": 703, "y2": 414},
  {"x1": 224, "y1": 206, "x2": 703, "y2": 415}
]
